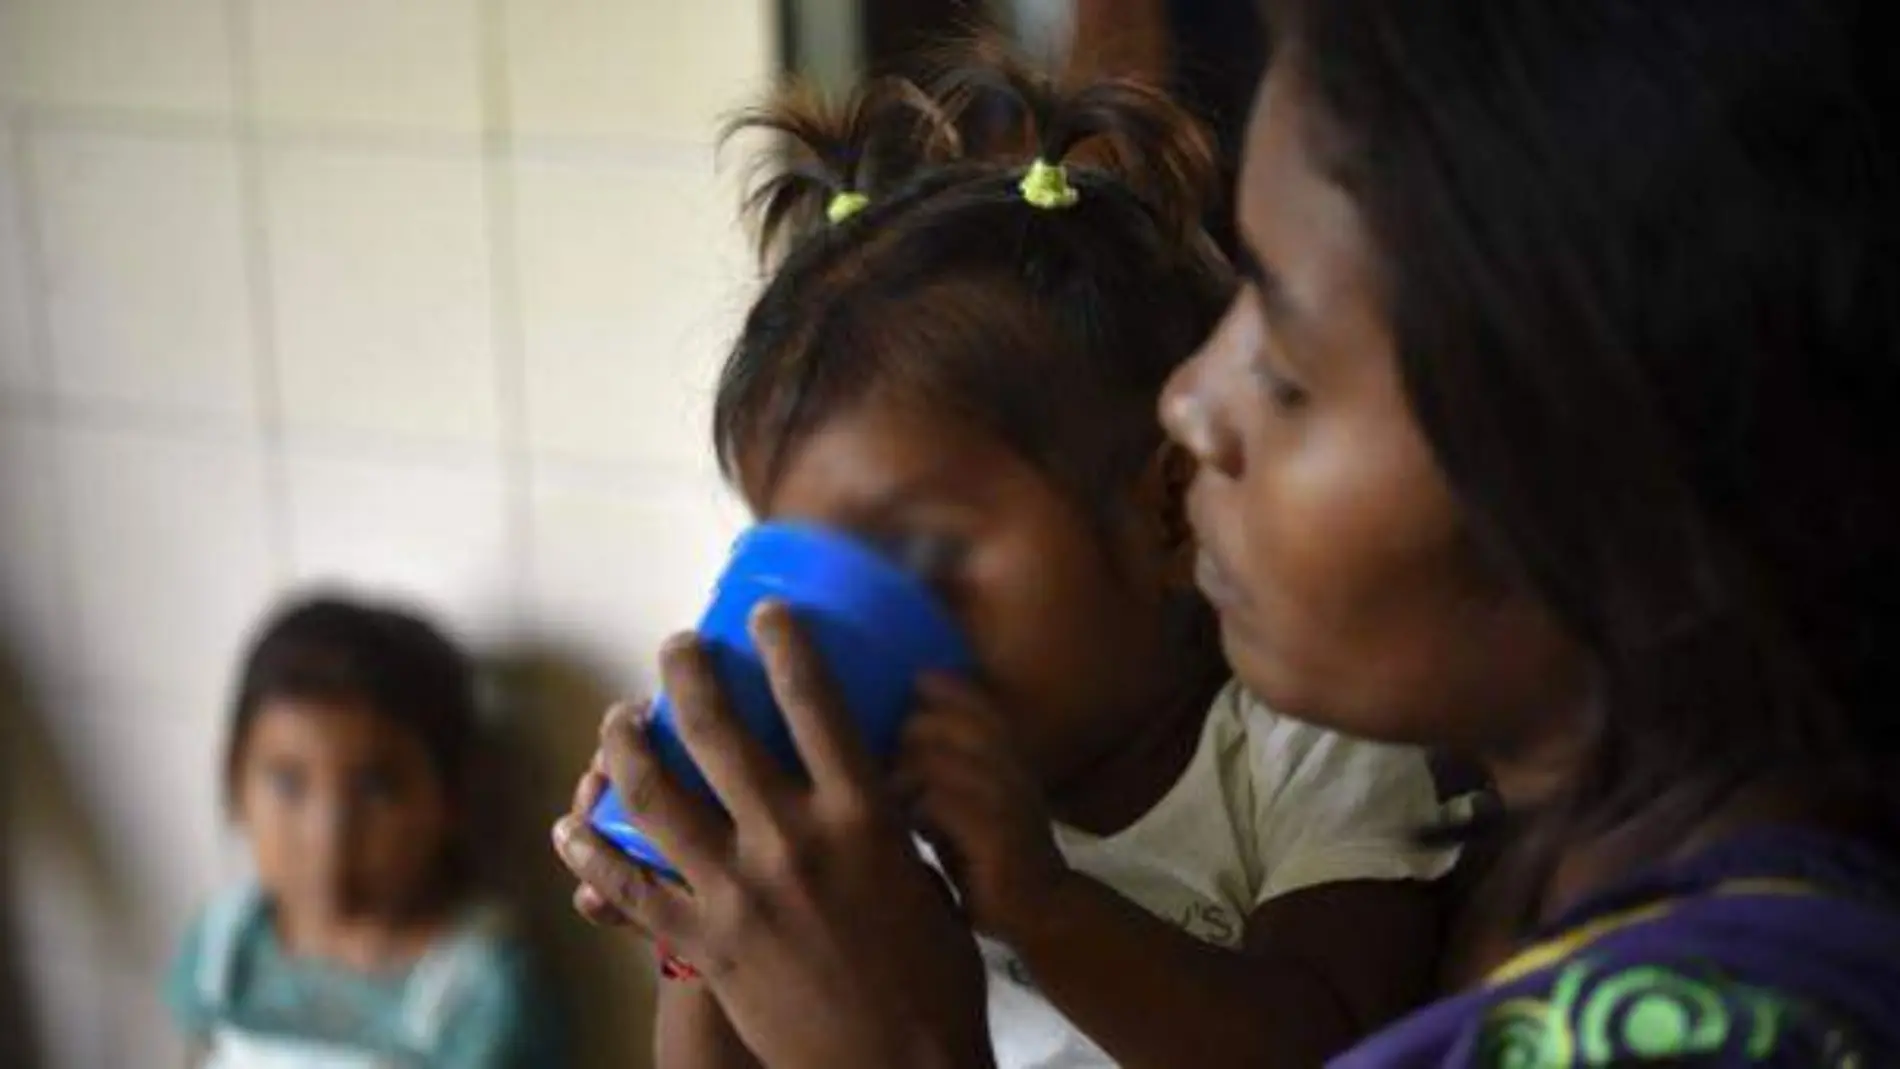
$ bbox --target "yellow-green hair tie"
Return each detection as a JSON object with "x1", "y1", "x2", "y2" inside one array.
[
  {"x1": 1019, "y1": 158, "x2": 1080, "y2": 210},
  {"x1": 827, "y1": 190, "x2": 870, "y2": 224}
]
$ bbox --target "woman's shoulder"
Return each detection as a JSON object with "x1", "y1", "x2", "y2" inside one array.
[
  {"x1": 1465, "y1": 955, "x2": 1875, "y2": 1067},
  {"x1": 1525, "y1": 828, "x2": 1900, "y2": 1058},
  {"x1": 1348, "y1": 827, "x2": 1900, "y2": 1068},
  {"x1": 1345, "y1": 917, "x2": 1892, "y2": 1068}
]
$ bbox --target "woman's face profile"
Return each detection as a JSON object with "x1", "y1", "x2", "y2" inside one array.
[{"x1": 1161, "y1": 64, "x2": 1584, "y2": 763}]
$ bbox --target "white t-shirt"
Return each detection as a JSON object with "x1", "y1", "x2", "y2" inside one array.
[{"x1": 983, "y1": 682, "x2": 1455, "y2": 1069}]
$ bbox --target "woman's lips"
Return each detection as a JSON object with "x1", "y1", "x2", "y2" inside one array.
[{"x1": 1195, "y1": 546, "x2": 1248, "y2": 611}]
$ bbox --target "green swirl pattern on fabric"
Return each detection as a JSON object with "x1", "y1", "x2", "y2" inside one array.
[
  {"x1": 1477, "y1": 996, "x2": 1559, "y2": 1069},
  {"x1": 1475, "y1": 959, "x2": 1869, "y2": 1066},
  {"x1": 1576, "y1": 964, "x2": 1731, "y2": 1060},
  {"x1": 1821, "y1": 1029, "x2": 1868, "y2": 1069}
]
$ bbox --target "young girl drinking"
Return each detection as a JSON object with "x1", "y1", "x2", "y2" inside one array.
[
  {"x1": 572, "y1": 56, "x2": 1456, "y2": 1069},
  {"x1": 167, "y1": 595, "x2": 562, "y2": 1067}
]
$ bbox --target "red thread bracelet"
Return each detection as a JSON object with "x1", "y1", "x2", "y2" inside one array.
[{"x1": 658, "y1": 941, "x2": 699, "y2": 981}]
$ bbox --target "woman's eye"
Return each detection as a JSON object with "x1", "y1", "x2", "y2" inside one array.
[
  {"x1": 1251, "y1": 360, "x2": 1309, "y2": 412},
  {"x1": 1239, "y1": 297, "x2": 1308, "y2": 412},
  {"x1": 1269, "y1": 378, "x2": 1309, "y2": 411}
]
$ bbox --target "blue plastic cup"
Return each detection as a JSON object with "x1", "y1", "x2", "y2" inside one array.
[{"x1": 587, "y1": 522, "x2": 974, "y2": 879}]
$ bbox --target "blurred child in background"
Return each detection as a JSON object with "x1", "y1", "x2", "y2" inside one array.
[{"x1": 167, "y1": 594, "x2": 563, "y2": 1068}]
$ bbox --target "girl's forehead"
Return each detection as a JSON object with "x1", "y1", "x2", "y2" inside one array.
[{"x1": 751, "y1": 401, "x2": 1038, "y2": 523}]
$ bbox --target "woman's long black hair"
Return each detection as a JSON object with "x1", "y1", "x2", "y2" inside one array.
[{"x1": 1284, "y1": 0, "x2": 1900, "y2": 905}]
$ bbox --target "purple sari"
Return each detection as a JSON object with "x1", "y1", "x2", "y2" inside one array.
[{"x1": 1334, "y1": 828, "x2": 1900, "y2": 1067}]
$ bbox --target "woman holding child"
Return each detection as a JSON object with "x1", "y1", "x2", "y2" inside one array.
[{"x1": 556, "y1": 0, "x2": 1900, "y2": 1064}]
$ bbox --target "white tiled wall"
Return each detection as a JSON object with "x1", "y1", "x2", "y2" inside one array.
[
  {"x1": 0, "y1": 2, "x2": 772, "y2": 1066},
  {"x1": 503, "y1": 0, "x2": 772, "y2": 142},
  {"x1": 513, "y1": 151, "x2": 753, "y2": 468},
  {"x1": 283, "y1": 450, "x2": 516, "y2": 644},
  {"x1": 264, "y1": 143, "x2": 503, "y2": 447},
  {"x1": 58, "y1": 425, "x2": 278, "y2": 693},
  {"x1": 34, "y1": 126, "x2": 257, "y2": 422},
  {"x1": 0, "y1": 0, "x2": 237, "y2": 117},
  {"x1": 247, "y1": 0, "x2": 486, "y2": 136},
  {"x1": 0, "y1": 120, "x2": 41, "y2": 393}
]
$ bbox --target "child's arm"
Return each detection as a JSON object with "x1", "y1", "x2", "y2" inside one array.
[
  {"x1": 898, "y1": 678, "x2": 1444, "y2": 1069},
  {"x1": 655, "y1": 981, "x2": 764, "y2": 1069},
  {"x1": 1000, "y1": 871, "x2": 1437, "y2": 1068}
]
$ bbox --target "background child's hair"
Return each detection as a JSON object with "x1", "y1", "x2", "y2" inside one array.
[
  {"x1": 223, "y1": 593, "x2": 480, "y2": 811},
  {"x1": 714, "y1": 44, "x2": 1236, "y2": 519}
]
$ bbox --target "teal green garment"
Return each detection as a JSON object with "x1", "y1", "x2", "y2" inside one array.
[{"x1": 165, "y1": 884, "x2": 566, "y2": 1068}]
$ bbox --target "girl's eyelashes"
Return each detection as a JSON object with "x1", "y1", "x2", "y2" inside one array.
[{"x1": 889, "y1": 532, "x2": 969, "y2": 587}]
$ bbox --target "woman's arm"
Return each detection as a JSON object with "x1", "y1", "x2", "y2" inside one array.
[
  {"x1": 565, "y1": 745, "x2": 764, "y2": 1069},
  {"x1": 1004, "y1": 875, "x2": 1438, "y2": 1069},
  {"x1": 563, "y1": 758, "x2": 766, "y2": 1069}
]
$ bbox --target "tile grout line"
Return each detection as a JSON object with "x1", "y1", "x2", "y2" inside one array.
[
  {"x1": 224, "y1": 0, "x2": 297, "y2": 586},
  {"x1": 479, "y1": 0, "x2": 536, "y2": 637},
  {"x1": 1, "y1": 389, "x2": 720, "y2": 490},
  {"x1": 18, "y1": 99, "x2": 722, "y2": 170}
]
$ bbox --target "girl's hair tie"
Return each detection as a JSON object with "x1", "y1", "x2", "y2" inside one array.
[
  {"x1": 827, "y1": 190, "x2": 871, "y2": 224},
  {"x1": 1019, "y1": 158, "x2": 1080, "y2": 210}
]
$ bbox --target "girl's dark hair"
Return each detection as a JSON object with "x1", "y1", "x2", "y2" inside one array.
[
  {"x1": 1284, "y1": 0, "x2": 1900, "y2": 904},
  {"x1": 224, "y1": 593, "x2": 480, "y2": 810},
  {"x1": 714, "y1": 46, "x2": 1236, "y2": 516}
]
